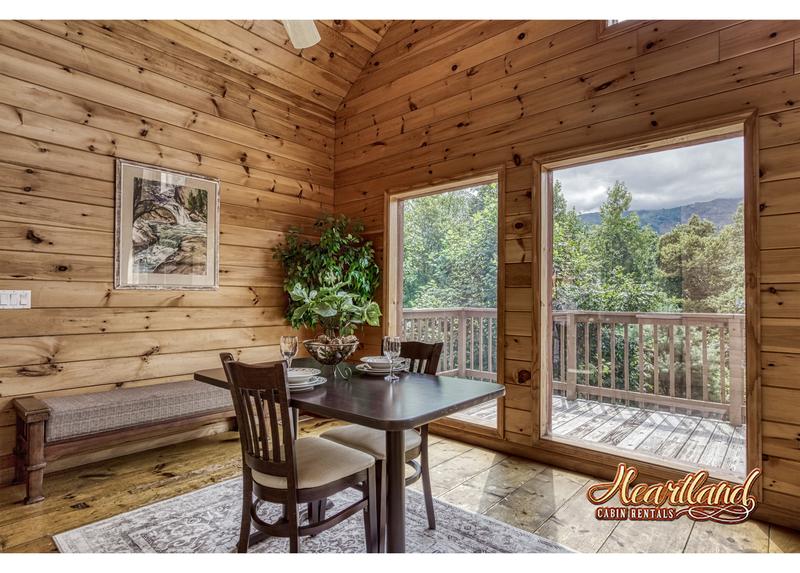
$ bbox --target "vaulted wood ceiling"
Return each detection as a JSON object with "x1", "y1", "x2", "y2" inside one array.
[{"x1": 195, "y1": 20, "x2": 394, "y2": 112}]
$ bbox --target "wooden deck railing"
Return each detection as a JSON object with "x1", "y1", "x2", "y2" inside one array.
[
  {"x1": 402, "y1": 308, "x2": 497, "y2": 381},
  {"x1": 550, "y1": 310, "x2": 746, "y2": 425},
  {"x1": 401, "y1": 308, "x2": 746, "y2": 425}
]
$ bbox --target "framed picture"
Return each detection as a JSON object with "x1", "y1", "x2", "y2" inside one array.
[{"x1": 115, "y1": 159, "x2": 220, "y2": 290}]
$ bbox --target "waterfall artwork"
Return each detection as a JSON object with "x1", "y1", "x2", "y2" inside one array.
[{"x1": 115, "y1": 160, "x2": 219, "y2": 290}]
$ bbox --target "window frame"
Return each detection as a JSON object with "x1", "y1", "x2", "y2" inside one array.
[
  {"x1": 596, "y1": 19, "x2": 652, "y2": 39},
  {"x1": 532, "y1": 110, "x2": 761, "y2": 490},
  {"x1": 384, "y1": 169, "x2": 507, "y2": 440}
]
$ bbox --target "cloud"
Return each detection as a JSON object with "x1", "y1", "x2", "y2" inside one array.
[{"x1": 554, "y1": 137, "x2": 744, "y2": 213}]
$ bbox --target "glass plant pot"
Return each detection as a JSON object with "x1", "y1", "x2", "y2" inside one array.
[{"x1": 303, "y1": 339, "x2": 359, "y2": 378}]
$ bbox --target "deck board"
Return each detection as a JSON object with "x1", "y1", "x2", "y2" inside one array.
[
  {"x1": 582, "y1": 407, "x2": 639, "y2": 443},
  {"x1": 551, "y1": 397, "x2": 746, "y2": 477},
  {"x1": 698, "y1": 421, "x2": 734, "y2": 469},
  {"x1": 635, "y1": 413, "x2": 683, "y2": 454},
  {"x1": 603, "y1": 409, "x2": 652, "y2": 447},
  {"x1": 450, "y1": 395, "x2": 745, "y2": 478},
  {"x1": 615, "y1": 411, "x2": 667, "y2": 451},
  {"x1": 560, "y1": 403, "x2": 617, "y2": 438},
  {"x1": 655, "y1": 416, "x2": 702, "y2": 459},
  {"x1": 722, "y1": 425, "x2": 747, "y2": 476},
  {"x1": 676, "y1": 419, "x2": 718, "y2": 465},
  {"x1": 551, "y1": 398, "x2": 594, "y2": 429}
]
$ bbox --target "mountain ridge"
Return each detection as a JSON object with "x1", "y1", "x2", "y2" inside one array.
[{"x1": 579, "y1": 196, "x2": 741, "y2": 234}]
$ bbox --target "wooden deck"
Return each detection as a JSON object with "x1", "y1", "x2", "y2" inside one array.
[
  {"x1": 451, "y1": 395, "x2": 745, "y2": 477},
  {"x1": 450, "y1": 399, "x2": 498, "y2": 426},
  {"x1": 551, "y1": 396, "x2": 746, "y2": 476}
]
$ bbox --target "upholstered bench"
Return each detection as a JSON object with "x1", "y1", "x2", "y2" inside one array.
[{"x1": 13, "y1": 380, "x2": 235, "y2": 504}]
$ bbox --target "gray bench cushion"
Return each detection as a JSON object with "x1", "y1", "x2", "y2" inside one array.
[{"x1": 42, "y1": 381, "x2": 232, "y2": 442}]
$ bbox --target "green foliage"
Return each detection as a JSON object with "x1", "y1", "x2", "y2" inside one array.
[
  {"x1": 553, "y1": 181, "x2": 674, "y2": 312},
  {"x1": 399, "y1": 176, "x2": 744, "y2": 406},
  {"x1": 550, "y1": 179, "x2": 744, "y2": 314},
  {"x1": 400, "y1": 178, "x2": 743, "y2": 316},
  {"x1": 289, "y1": 282, "x2": 381, "y2": 337},
  {"x1": 273, "y1": 215, "x2": 381, "y2": 332},
  {"x1": 595, "y1": 182, "x2": 660, "y2": 283},
  {"x1": 658, "y1": 206, "x2": 744, "y2": 313},
  {"x1": 402, "y1": 184, "x2": 498, "y2": 308}
]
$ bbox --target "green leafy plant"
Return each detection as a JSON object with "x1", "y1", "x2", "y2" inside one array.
[
  {"x1": 289, "y1": 282, "x2": 381, "y2": 338},
  {"x1": 273, "y1": 215, "x2": 381, "y2": 337}
]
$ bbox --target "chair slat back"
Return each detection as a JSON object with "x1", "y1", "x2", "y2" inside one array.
[
  {"x1": 401, "y1": 341, "x2": 444, "y2": 375},
  {"x1": 220, "y1": 353, "x2": 296, "y2": 483}
]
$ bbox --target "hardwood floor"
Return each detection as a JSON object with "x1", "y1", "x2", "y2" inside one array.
[{"x1": 0, "y1": 418, "x2": 797, "y2": 553}]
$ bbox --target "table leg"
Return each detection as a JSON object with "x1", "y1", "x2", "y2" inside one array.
[{"x1": 385, "y1": 430, "x2": 406, "y2": 553}]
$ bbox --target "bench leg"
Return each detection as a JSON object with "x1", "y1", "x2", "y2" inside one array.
[
  {"x1": 22, "y1": 419, "x2": 47, "y2": 504},
  {"x1": 13, "y1": 416, "x2": 26, "y2": 485}
]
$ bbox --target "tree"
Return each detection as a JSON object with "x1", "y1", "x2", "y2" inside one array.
[
  {"x1": 552, "y1": 181, "x2": 672, "y2": 313},
  {"x1": 402, "y1": 184, "x2": 498, "y2": 308},
  {"x1": 593, "y1": 182, "x2": 661, "y2": 287},
  {"x1": 401, "y1": 176, "x2": 743, "y2": 317},
  {"x1": 711, "y1": 204, "x2": 745, "y2": 313},
  {"x1": 657, "y1": 207, "x2": 744, "y2": 313},
  {"x1": 551, "y1": 181, "x2": 595, "y2": 309}
]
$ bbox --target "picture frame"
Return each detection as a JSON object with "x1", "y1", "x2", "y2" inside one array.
[{"x1": 114, "y1": 159, "x2": 220, "y2": 290}]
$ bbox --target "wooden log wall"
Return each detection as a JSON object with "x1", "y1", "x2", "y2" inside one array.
[
  {"x1": 334, "y1": 20, "x2": 800, "y2": 529},
  {"x1": 0, "y1": 19, "x2": 390, "y2": 483}
]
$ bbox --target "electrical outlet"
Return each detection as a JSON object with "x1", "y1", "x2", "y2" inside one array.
[{"x1": 0, "y1": 290, "x2": 31, "y2": 309}]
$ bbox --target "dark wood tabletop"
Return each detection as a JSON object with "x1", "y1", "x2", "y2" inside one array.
[{"x1": 194, "y1": 357, "x2": 505, "y2": 431}]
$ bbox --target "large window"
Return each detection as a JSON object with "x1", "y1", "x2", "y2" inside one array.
[
  {"x1": 540, "y1": 127, "x2": 751, "y2": 480},
  {"x1": 386, "y1": 175, "x2": 501, "y2": 433}
]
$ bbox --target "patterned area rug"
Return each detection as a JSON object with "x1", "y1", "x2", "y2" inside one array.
[{"x1": 54, "y1": 478, "x2": 570, "y2": 553}]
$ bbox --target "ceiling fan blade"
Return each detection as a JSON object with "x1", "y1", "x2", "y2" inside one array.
[{"x1": 282, "y1": 20, "x2": 321, "y2": 49}]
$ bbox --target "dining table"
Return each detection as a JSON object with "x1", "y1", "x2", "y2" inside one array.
[{"x1": 194, "y1": 356, "x2": 505, "y2": 553}]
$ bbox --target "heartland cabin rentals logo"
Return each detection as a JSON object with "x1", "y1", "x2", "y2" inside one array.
[{"x1": 587, "y1": 463, "x2": 761, "y2": 524}]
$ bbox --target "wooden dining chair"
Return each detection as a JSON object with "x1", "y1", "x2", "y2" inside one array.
[
  {"x1": 219, "y1": 353, "x2": 378, "y2": 553},
  {"x1": 320, "y1": 341, "x2": 443, "y2": 546}
]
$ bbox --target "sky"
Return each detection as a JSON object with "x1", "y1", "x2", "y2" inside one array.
[{"x1": 554, "y1": 137, "x2": 744, "y2": 214}]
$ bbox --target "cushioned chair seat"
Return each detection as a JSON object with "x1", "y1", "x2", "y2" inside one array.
[
  {"x1": 320, "y1": 425, "x2": 422, "y2": 460},
  {"x1": 251, "y1": 437, "x2": 374, "y2": 490},
  {"x1": 41, "y1": 381, "x2": 232, "y2": 442}
]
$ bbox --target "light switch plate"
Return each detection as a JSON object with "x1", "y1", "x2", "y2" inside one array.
[{"x1": 0, "y1": 290, "x2": 31, "y2": 309}]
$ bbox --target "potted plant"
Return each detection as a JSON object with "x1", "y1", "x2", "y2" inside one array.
[
  {"x1": 289, "y1": 279, "x2": 381, "y2": 365},
  {"x1": 273, "y1": 216, "x2": 382, "y2": 372}
]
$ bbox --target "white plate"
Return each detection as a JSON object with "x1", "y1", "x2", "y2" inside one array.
[
  {"x1": 355, "y1": 363, "x2": 407, "y2": 376},
  {"x1": 288, "y1": 375, "x2": 326, "y2": 392},
  {"x1": 287, "y1": 367, "x2": 321, "y2": 382},
  {"x1": 360, "y1": 356, "x2": 405, "y2": 366},
  {"x1": 360, "y1": 363, "x2": 409, "y2": 372},
  {"x1": 358, "y1": 367, "x2": 396, "y2": 373}
]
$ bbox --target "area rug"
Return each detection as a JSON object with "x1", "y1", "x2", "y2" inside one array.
[{"x1": 53, "y1": 478, "x2": 570, "y2": 553}]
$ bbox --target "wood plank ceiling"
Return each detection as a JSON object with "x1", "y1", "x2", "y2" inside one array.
[{"x1": 222, "y1": 20, "x2": 392, "y2": 111}]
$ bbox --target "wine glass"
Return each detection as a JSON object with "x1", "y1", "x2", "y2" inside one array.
[
  {"x1": 280, "y1": 336, "x2": 298, "y2": 370},
  {"x1": 382, "y1": 336, "x2": 402, "y2": 382}
]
